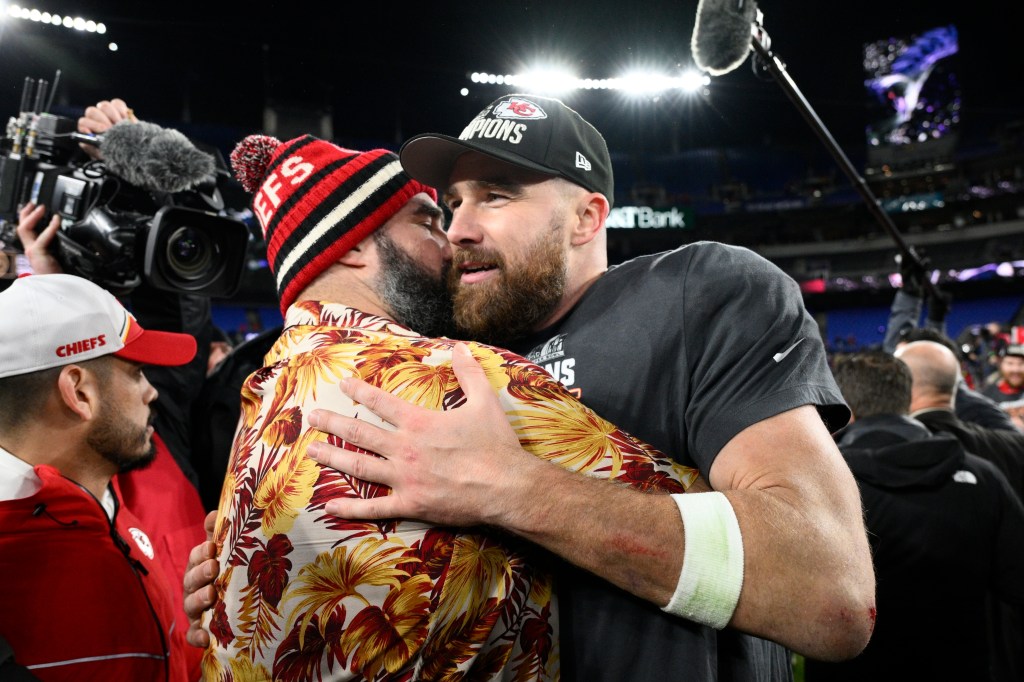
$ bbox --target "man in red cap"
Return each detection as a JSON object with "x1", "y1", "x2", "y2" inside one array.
[{"x1": 0, "y1": 273, "x2": 197, "y2": 681}]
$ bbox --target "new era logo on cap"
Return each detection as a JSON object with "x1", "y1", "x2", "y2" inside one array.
[{"x1": 575, "y1": 152, "x2": 592, "y2": 172}]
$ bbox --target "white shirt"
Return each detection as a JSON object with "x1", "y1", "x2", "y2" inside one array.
[
  {"x1": 0, "y1": 444, "x2": 115, "y2": 519},
  {"x1": 0, "y1": 443, "x2": 41, "y2": 501}
]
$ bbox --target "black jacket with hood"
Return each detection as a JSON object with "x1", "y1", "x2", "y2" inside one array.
[{"x1": 805, "y1": 414, "x2": 1024, "y2": 682}]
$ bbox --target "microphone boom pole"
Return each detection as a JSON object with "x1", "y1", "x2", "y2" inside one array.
[{"x1": 746, "y1": 13, "x2": 939, "y2": 298}]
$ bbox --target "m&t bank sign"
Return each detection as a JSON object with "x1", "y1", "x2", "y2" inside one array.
[{"x1": 606, "y1": 206, "x2": 694, "y2": 229}]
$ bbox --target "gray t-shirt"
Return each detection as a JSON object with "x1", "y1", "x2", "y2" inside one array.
[{"x1": 514, "y1": 241, "x2": 849, "y2": 681}]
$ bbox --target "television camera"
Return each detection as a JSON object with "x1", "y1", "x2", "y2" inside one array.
[{"x1": 0, "y1": 76, "x2": 249, "y2": 297}]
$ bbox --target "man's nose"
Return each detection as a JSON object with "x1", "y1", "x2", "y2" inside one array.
[
  {"x1": 446, "y1": 206, "x2": 483, "y2": 246},
  {"x1": 143, "y1": 376, "x2": 159, "y2": 405}
]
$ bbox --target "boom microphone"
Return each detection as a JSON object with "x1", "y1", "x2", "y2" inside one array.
[
  {"x1": 689, "y1": 1, "x2": 941, "y2": 300},
  {"x1": 691, "y1": 0, "x2": 759, "y2": 76},
  {"x1": 100, "y1": 120, "x2": 215, "y2": 194}
]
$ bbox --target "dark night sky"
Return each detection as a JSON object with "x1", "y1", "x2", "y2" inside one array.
[{"x1": 1, "y1": 0, "x2": 1021, "y2": 157}]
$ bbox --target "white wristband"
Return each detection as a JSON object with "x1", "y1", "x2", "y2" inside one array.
[{"x1": 661, "y1": 492, "x2": 744, "y2": 629}]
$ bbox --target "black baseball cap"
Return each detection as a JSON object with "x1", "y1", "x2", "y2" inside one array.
[
  {"x1": 1001, "y1": 344, "x2": 1024, "y2": 359},
  {"x1": 400, "y1": 94, "x2": 614, "y2": 207}
]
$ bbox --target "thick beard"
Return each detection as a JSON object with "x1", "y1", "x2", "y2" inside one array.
[
  {"x1": 373, "y1": 231, "x2": 456, "y2": 338},
  {"x1": 87, "y1": 410, "x2": 157, "y2": 474},
  {"x1": 449, "y1": 219, "x2": 567, "y2": 347}
]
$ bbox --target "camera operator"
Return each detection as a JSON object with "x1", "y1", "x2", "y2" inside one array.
[{"x1": 13, "y1": 98, "x2": 222, "y2": 680}]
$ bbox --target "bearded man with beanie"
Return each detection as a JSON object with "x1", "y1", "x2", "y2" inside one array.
[
  {"x1": 0, "y1": 274, "x2": 197, "y2": 681},
  {"x1": 200, "y1": 134, "x2": 703, "y2": 680}
]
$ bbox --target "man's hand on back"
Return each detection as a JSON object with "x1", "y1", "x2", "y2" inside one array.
[{"x1": 306, "y1": 342, "x2": 544, "y2": 526}]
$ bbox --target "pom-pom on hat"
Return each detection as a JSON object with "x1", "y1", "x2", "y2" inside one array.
[{"x1": 230, "y1": 134, "x2": 437, "y2": 315}]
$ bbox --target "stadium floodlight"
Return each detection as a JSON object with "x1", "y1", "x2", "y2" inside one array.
[
  {"x1": 5, "y1": 4, "x2": 107, "y2": 34},
  {"x1": 680, "y1": 69, "x2": 711, "y2": 92},
  {"x1": 506, "y1": 68, "x2": 579, "y2": 97},
  {"x1": 469, "y1": 67, "x2": 710, "y2": 97},
  {"x1": 619, "y1": 70, "x2": 680, "y2": 96}
]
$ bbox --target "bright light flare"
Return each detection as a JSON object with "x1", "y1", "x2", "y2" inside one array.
[
  {"x1": 5, "y1": 4, "x2": 107, "y2": 34},
  {"x1": 619, "y1": 71, "x2": 679, "y2": 96},
  {"x1": 469, "y1": 67, "x2": 711, "y2": 96},
  {"x1": 680, "y1": 69, "x2": 711, "y2": 92},
  {"x1": 507, "y1": 68, "x2": 579, "y2": 97}
]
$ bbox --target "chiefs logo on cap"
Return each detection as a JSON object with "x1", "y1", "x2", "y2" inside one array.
[{"x1": 494, "y1": 98, "x2": 548, "y2": 120}]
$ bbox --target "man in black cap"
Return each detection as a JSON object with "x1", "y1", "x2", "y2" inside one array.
[
  {"x1": 185, "y1": 131, "x2": 702, "y2": 680},
  {"x1": 983, "y1": 340, "x2": 1024, "y2": 430},
  {"x1": 308, "y1": 94, "x2": 875, "y2": 680},
  {"x1": 984, "y1": 342, "x2": 1024, "y2": 403}
]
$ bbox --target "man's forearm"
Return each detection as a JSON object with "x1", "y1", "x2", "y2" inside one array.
[
  {"x1": 722, "y1": 484, "x2": 874, "y2": 659},
  {"x1": 486, "y1": 454, "x2": 687, "y2": 606},
  {"x1": 489, "y1": 452, "x2": 873, "y2": 661}
]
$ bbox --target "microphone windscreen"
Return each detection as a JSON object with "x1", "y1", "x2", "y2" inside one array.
[
  {"x1": 102, "y1": 120, "x2": 215, "y2": 193},
  {"x1": 691, "y1": 0, "x2": 759, "y2": 76}
]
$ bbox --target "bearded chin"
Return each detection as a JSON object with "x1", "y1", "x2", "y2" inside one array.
[
  {"x1": 451, "y1": 231, "x2": 567, "y2": 347},
  {"x1": 374, "y1": 231, "x2": 455, "y2": 338}
]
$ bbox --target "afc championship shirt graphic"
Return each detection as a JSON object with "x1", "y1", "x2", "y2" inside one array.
[{"x1": 527, "y1": 333, "x2": 580, "y2": 397}]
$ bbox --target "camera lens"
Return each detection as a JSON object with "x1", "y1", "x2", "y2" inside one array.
[{"x1": 165, "y1": 226, "x2": 216, "y2": 281}]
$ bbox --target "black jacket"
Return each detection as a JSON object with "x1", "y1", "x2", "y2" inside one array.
[
  {"x1": 806, "y1": 414, "x2": 1024, "y2": 682},
  {"x1": 957, "y1": 384, "x2": 1019, "y2": 432},
  {"x1": 914, "y1": 408, "x2": 1024, "y2": 502}
]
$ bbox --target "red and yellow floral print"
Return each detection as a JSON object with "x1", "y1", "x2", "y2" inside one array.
[{"x1": 205, "y1": 302, "x2": 697, "y2": 681}]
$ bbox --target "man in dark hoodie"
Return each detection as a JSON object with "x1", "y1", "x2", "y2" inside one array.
[
  {"x1": 805, "y1": 351, "x2": 1024, "y2": 682},
  {"x1": 895, "y1": 339, "x2": 1024, "y2": 681}
]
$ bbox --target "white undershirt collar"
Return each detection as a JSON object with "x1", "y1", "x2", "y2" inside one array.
[{"x1": 0, "y1": 444, "x2": 115, "y2": 519}]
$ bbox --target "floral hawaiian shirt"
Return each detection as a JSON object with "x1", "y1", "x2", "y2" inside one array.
[{"x1": 203, "y1": 301, "x2": 698, "y2": 681}]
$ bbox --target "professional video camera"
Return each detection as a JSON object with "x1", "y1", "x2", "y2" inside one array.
[{"x1": 0, "y1": 75, "x2": 249, "y2": 296}]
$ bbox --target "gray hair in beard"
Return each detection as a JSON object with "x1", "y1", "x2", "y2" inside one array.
[{"x1": 372, "y1": 230, "x2": 456, "y2": 338}]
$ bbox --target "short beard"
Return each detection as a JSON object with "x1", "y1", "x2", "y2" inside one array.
[
  {"x1": 373, "y1": 231, "x2": 455, "y2": 338},
  {"x1": 449, "y1": 217, "x2": 567, "y2": 347},
  {"x1": 87, "y1": 413, "x2": 157, "y2": 474}
]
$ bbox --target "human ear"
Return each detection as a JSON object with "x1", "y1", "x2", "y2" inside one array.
[
  {"x1": 570, "y1": 192, "x2": 610, "y2": 246},
  {"x1": 56, "y1": 365, "x2": 101, "y2": 422},
  {"x1": 337, "y1": 234, "x2": 376, "y2": 267}
]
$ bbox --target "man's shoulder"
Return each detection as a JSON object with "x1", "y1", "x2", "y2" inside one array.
[
  {"x1": 950, "y1": 414, "x2": 1024, "y2": 452},
  {"x1": 592, "y1": 242, "x2": 782, "y2": 305},
  {"x1": 960, "y1": 450, "x2": 1020, "y2": 494},
  {"x1": 981, "y1": 382, "x2": 1022, "y2": 403},
  {"x1": 606, "y1": 241, "x2": 767, "y2": 274}
]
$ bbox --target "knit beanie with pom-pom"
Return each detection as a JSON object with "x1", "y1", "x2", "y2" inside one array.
[{"x1": 229, "y1": 134, "x2": 437, "y2": 315}]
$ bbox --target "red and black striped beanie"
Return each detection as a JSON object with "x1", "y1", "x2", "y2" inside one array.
[{"x1": 230, "y1": 134, "x2": 438, "y2": 315}]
